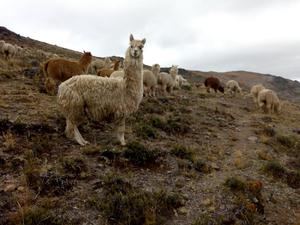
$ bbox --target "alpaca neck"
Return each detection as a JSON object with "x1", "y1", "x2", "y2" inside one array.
[
  {"x1": 79, "y1": 55, "x2": 91, "y2": 69},
  {"x1": 170, "y1": 70, "x2": 177, "y2": 79},
  {"x1": 123, "y1": 48, "x2": 143, "y2": 104},
  {"x1": 113, "y1": 61, "x2": 120, "y2": 71},
  {"x1": 152, "y1": 67, "x2": 160, "y2": 77}
]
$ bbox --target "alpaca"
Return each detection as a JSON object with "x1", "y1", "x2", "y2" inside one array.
[
  {"x1": 257, "y1": 89, "x2": 281, "y2": 114},
  {"x1": 43, "y1": 51, "x2": 92, "y2": 94},
  {"x1": 88, "y1": 57, "x2": 112, "y2": 74},
  {"x1": 97, "y1": 60, "x2": 121, "y2": 77},
  {"x1": 57, "y1": 34, "x2": 146, "y2": 146},
  {"x1": 250, "y1": 84, "x2": 265, "y2": 106},
  {"x1": 143, "y1": 64, "x2": 160, "y2": 97},
  {"x1": 157, "y1": 65, "x2": 178, "y2": 95},
  {"x1": 204, "y1": 77, "x2": 224, "y2": 93},
  {"x1": 175, "y1": 74, "x2": 190, "y2": 89},
  {"x1": 226, "y1": 80, "x2": 242, "y2": 95},
  {"x1": 110, "y1": 70, "x2": 124, "y2": 79},
  {"x1": 1, "y1": 42, "x2": 17, "y2": 60}
]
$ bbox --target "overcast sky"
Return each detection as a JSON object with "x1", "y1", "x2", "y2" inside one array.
[{"x1": 1, "y1": 0, "x2": 300, "y2": 80}]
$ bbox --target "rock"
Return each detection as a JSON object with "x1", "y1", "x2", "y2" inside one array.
[
  {"x1": 208, "y1": 206, "x2": 215, "y2": 212},
  {"x1": 23, "y1": 67, "x2": 40, "y2": 78},
  {"x1": 17, "y1": 186, "x2": 25, "y2": 192},
  {"x1": 211, "y1": 162, "x2": 220, "y2": 170},
  {"x1": 178, "y1": 207, "x2": 189, "y2": 215},
  {"x1": 4, "y1": 184, "x2": 16, "y2": 192},
  {"x1": 248, "y1": 136, "x2": 258, "y2": 142},
  {"x1": 202, "y1": 198, "x2": 212, "y2": 206},
  {"x1": 256, "y1": 149, "x2": 272, "y2": 160}
]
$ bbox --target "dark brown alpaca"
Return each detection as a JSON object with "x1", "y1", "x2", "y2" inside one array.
[
  {"x1": 204, "y1": 77, "x2": 224, "y2": 93},
  {"x1": 43, "y1": 51, "x2": 92, "y2": 94},
  {"x1": 97, "y1": 60, "x2": 121, "y2": 77}
]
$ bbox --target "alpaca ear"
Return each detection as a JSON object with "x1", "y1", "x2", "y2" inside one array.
[
  {"x1": 142, "y1": 38, "x2": 146, "y2": 45},
  {"x1": 83, "y1": 50, "x2": 86, "y2": 53},
  {"x1": 130, "y1": 34, "x2": 134, "y2": 41}
]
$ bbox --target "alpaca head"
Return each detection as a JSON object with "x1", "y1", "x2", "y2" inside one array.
[
  {"x1": 81, "y1": 51, "x2": 93, "y2": 64},
  {"x1": 218, "y1": 85, "x2": 225, "y2": 93},
  {"x1": 169, "y1": 65, "x2": 178, "y2": 75},
  {"x1": 152, "y1": 64, "x2": 160, "y2": 75},
  {"x1": 129, "y1": 34, "x2": 146, "y2": 58}
]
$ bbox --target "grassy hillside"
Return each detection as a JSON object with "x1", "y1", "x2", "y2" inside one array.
[{"x1": 0, "y1": 27, "x2": 299, "y2": 225}]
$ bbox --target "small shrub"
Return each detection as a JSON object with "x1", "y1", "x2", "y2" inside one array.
[
  {"x1": 101, "y1": 148, "x2": 121, "y2": 160},
  {"x1": 135, "y1": 123, "x2": 157, "y2": 139},
  {"x1": 2, "y1": 131, "x2": 16, "y2": 151},
  {"x1": 91, "y1": 174, "x2": 182, "y2": 225},
  {"x1": 25, "y1": 165, "x2": 74, "y2": 196},
  {"x1": 263, "y1": 161, "x2": 286, "y2": 178},
  {"x1": 224, "y1": 177, "x2": 247, "y2": 192},
  {"x1": 124, "y1": 141, "x2": 161, "y2": 166},
  {"x1": 171, "y1": 144, "x2": 194, "y2": 162},
  {"x1": 193, "y1": 159, "x2": 211, "y2": 173},
  {"x1": 262, "y1": 126, "x2": 276, "y2": 137},
  {"x1": 286, "y1": 171, "x2": 300, "y2": 189},
  {"x1": 61, "y1": 156, "x2": 87, "y2": 175},
  {"x1": 276, "y1": 134, "x2": 298, "y2": 148},
  {"x1": 9, "y1": 206, "x2": 64, "y2": 225}
]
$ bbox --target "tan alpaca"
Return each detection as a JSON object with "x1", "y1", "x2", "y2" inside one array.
[
  {"x1": 97, "y1": 60, "x2": 121, "y2": 77},
  {"x1": 43, "y1": 51, "x2": 92, "y2": 94},
  {"x1": 250, "y1": 84, "x2": 265, "y2": 106},
  {"x1": 88, "y1": 57, "x2": 112, "y2": 74},
  {"x1": 157, "y1": 65, "x2": 178, "y2": 95},
  {"x1": 258, "y1": 89, "x2": 281, "y2": 114},
  {"x1": 226, "y1": 80, "x2": 242, "y2": 95},
  {"x1": 143, "y1": 64, "x2": 160, "y2": 97},
  {"x1": 57, "y1": 34, "x2": 146, "y2": 146}
]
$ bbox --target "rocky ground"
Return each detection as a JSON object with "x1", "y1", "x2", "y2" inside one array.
[{"x1": 0, "y1": 47, "x2": 299, "y2": 225}]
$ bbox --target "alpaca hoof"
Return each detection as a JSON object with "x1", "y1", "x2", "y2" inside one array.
[{"x1": 120, "y1": 140, "x2": 126, "y2": 146}]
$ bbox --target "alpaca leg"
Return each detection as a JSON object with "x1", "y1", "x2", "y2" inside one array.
[
  {"x1": 65, "y1": 119, "x2": 75, "y2": 139},
  {"x1": 74, "y1": 126, "x2": 89, "y2": 145},
  {"x1": 116, "y1": 117, "x2": 126, "y2": 146}
]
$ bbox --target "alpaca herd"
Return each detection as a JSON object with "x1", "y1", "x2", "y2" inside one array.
[
  {"x1": 0, "y1": 35, "x2": 284, "y2": 146},
  {"x1": 203, "y1": 77, "x2": 282, "y2": 114}
]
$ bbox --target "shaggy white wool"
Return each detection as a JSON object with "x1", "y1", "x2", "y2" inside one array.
[
  {"x1": 226, "y1": 80, "x2": 241, "y2": 95},
  {"x1": 258, "y1": 89, "x2": 281, "y2": 114},
  {"x1": 157, "y1": 65, "x2": 178, "y2": 95},
  {"x1": 250, "y1": 84, "x2": 265, "y2": 106}
]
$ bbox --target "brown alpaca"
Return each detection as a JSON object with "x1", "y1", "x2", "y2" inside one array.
[
  {"x1": 43, "y1": 52, "x2": 92, "y2": 94},
  {"x1": 97, "y1": 60, "x2": 121, "y2": 77},
  {"x1": 204, "y1": 77, "x2": 224, "y2": 93}
]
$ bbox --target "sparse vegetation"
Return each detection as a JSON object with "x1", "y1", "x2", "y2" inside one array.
[
  {"x1": 124, "y1": 141, "x2": 161, "y2": 166},
  {"x1": 89, "y1": 173, "x2": 183, "y2": 225},
  {"x1": 224, "y1": 176, "x2": 247, "y2": 192},
  {"x1": 2, "y1": 131, "x2": 16, "y2": 151},
  {"x1": 171, "y1": 144, "x2": 194, "y2": 162},
  {"x1": 9, "y1": 205, "x2": 64, "y2": 225}
]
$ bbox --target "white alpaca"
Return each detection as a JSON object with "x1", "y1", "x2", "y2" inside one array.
[
  {"x1": 158, "y1": 65, "x2": 178, "y2": 95},
  {"x1": 175, "y1": 74, "x2": 190, "y2": 89},
  {"x1": 226, "y1": 80, "x2": 242, "y2": 95},
  {"x1": 57, "y1": 34, "x2": 146, "y2": 146},
  {"x1": 257, "y1": 89, "x2": 281, "y2": 114},
  {"x1": 250, "y1": 84, "x2": 265, "y2": 106},
  {"x1": 88, "y1": 57, "x2": 112, "y2": 74},
  {"x1": 143, "y1": 64, "x2": 160, "y2": 97},
  {"x1": 1, "y1": 42, "x2": 16, "y2": 60}
]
